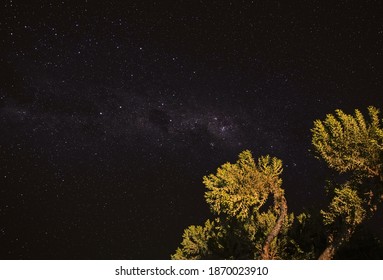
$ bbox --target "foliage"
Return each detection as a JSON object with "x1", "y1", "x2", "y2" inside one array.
[
  {"x1": 288, "y1": 212, "x2": 327, "y2": 259},
  {"x1": 172, "y1": 220, "x2": 215, "y2": 260},
  {"x1": 312, "y1": 106, "x2": 383, "y2": 259},
  {"x1": 321, "y1": 185, "x2": 366, "y2": 228},
  {"x1": 312, "y1": 106, "x2": 383, "y2": 179},
  {"x1": 172, "y1": 150, "x2": 306, "y2": 260},
  {"x1": 203, "y1": 151, "x2": 283, "y2": 220},
  {"x1": 318, "y1": 184, "x2": 366, "y2": 259},
  {"x1": 173, "y1": 106, "x2": 383, "y2": 260}
]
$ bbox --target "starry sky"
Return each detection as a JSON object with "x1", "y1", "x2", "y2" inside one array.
[{"x1": 1, "y1": 1, "x2": 382, "y2": 259}]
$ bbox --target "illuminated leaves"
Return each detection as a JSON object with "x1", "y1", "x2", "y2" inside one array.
[
  {"x1": 312, "y1": 106, "x2": 382, "y2": 177},
  {"x1": 172, "y1": 150, "x2": 292, "y2": 260},
  {"x1": 203, "y1": 150, "x2": 283, "y2": 220},
  {"x1": 313, "y1": 106, "x2": 383, "y2": 259},
  {"x1": 321, "y1": 185, "x2": 366, "y2": 227}
]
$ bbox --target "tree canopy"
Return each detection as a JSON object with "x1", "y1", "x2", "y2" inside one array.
[
  {"x1": 172, "y1": 151, "x2": 306, "y2": 260},
  {"x1": 173, "y1": 106, "x2": 383, "y2": 260},
  {"x1": 312, "y1": 106, "x2": 382, "y2": 179},
  {"x1": 312, "y1": 106, "x2": 383, "y2": 259}
]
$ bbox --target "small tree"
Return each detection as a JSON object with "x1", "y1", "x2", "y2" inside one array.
[
  {"x1": 318, "y1": 184, "x2": 366, "y2": 259},
  {"x1": 172, "y1": 150, "x2": 302, "y2": 260},
  {"x1": 312, "y1": 106, "x2": 383, "y2": 259}
]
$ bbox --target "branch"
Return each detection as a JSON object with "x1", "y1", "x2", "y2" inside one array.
[{"x1": 261, "y1": 194, "x2": 288, "y2": 260}]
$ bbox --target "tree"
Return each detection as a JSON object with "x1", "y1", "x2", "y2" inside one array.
[
  {"x1": 312, "y1": 106, "x2": 383, "y2": 259},
  {"x1": 172, "y1": 106, "x2": 382, "y2": 260},
  {"x1": 172, "y1": 150, "x2": 305, "y2": 260},
  {"x1": 318, "y1": 184, "x2": 366, "y2": 259}
]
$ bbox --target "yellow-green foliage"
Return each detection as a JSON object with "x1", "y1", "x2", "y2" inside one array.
[
  {"x1": 321, "y1": 185, "x2": 366, "y2": 227},
  {"x1": 171, "y1": 219, "x2": 215, "y2": 260},
  {"x1": 203, "y1": 150, "x2": 283, "y2": 220},
  {"x1": 173, "y1": 106, "x2": 383, "y2": 260},
  {"x1": 313, "y1": 106, "x2": 383, "y2": 259},
  {"x1": 172, "y1": 150, "x2": 296, "y2": 260},
  {"x1": 312, "y1": 106, "x2": 383, "y2": 177}
]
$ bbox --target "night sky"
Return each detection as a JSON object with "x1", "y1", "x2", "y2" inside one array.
[{"x1": 1, "y1": 1, "x2": 382, "y2": 259}]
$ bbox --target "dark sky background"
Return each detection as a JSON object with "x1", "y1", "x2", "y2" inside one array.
[{"x1": 0, "y1": 0, "x2": 382, "y2": 259}]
